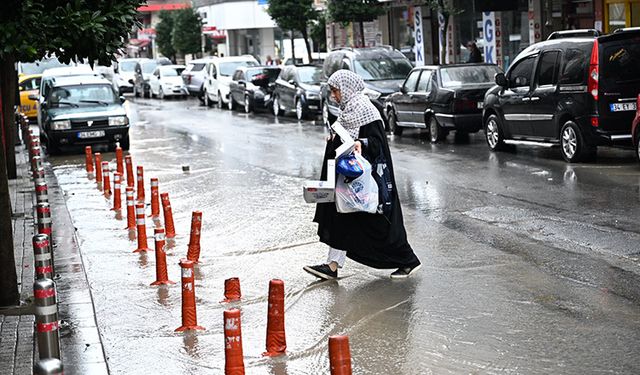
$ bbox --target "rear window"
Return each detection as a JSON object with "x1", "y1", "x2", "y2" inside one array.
[
  {"x1": 189, "y1": 63, "x2": 205, "y2": 72},
  {"x1": 602, "y1": 41, "x2": 640, "y2": 84},
  {"x1": 440, "y1": 65, "x2": 501, "y2": 87}
]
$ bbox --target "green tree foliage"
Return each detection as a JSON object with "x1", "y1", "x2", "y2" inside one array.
[
  {"x1": 0, "y1": 0, "x2": 143, "y2": 307},
  {"x1": 267, "y1": 0, "x2": 316, "y2": 62},
  {"x1": 327, "y1": 0, "x2": 385, "y2": 47},
  {"x1": 172, "y1": 9, "x2": 202, "y2": 56},
  {"x1": 155, "y1": 11, "x2": 176, "y2": 62}
]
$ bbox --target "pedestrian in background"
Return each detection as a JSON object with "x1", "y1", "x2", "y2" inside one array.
[
  {"x1": 265, "y1": 55, "x2": 274, "y2": 65},
  {"x1": 466, "y1": 41, "x2": 482, "y2": 63},
  {"x1": 304, "y1": 70, "x2": 422, "y2": 280}
]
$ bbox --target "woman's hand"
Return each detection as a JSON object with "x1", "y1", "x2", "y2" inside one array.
[{"x1": 354, "y1": 140, "x2": 362, "y2": 154}]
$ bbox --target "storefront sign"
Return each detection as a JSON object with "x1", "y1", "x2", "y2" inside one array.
[
  {"x1": 413, "y1": 6, "x2": 425, "y2": 66},
  {"x1": 482, "y1": 12, "x2": 496, "y2": 64},
  {"x1": 528, "y1": 0, "x2": 542, "y2": 44}
]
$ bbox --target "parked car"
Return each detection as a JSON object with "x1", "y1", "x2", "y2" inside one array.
[
  {"x1": 181, "y1": 57, "x2": 215, "y2": 101},
  {"x1": 34, "y1": 75, "x2": 129, "y2": 154},
  {"x1": 202, "y1": 55, "x2": 260, "y2": 109},
  {"x1": 320, "y1": 46, "x2": 413, "y2": 128},
  {"x1": 385, "y1": 63, "x2": 502, "y2": 142},
  {"x1": 149, "y1": 65, "x2": 188, "y2": 99},
  {"x1": 114, "y1": 58, "x2": 140, "y2": 94},
  {"x1": 483, "y1": 28, "x2": 640, "y2": 162},
  {"x1": 229, "y1": 66, "x2": 281, "y2": 113},
  {"x1": 18, "y1": 74, "x2": 42, "y2": 122},
  {"x1": 156, "y1": 57, "x2": 172, "y2": 66},
  {"x1": 18, "y1": 57, "x2": 70, "y2": 77},
  {"x1": 272, "y1": 64, "x2": 324, "y2": 120},
  {"x1": 632, "y1": 94, "x2": 640, "y2": 162},
  {"x1": 132, "y1": 59, "x2": 158, "y2": 98}
]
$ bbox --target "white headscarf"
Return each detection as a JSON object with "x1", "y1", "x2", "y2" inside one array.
[{"x1": 327, "y1": 70, "x2": 382, "y2": 138}]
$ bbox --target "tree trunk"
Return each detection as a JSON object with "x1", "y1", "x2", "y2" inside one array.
[
  {"x1": 290, "y1": 30, "x2": 296, "y2": 62},
  {"x1": 301, "y1": 28, "x2": 313, "y2": 64},
  {"x1": 0, "y1": 56, "x2": 17, "y2": 179},
  {"x1": 359, "y1": 21, "x2": 365, "y2": 47},
  {"x1": 0, "y1": 57, "x2": 19, "y2": 307}
]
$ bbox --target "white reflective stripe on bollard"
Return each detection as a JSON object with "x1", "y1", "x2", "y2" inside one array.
[
  {"x1": 35, "y1": 305, "x2": 58, "y2": 316},
  {"x1": 35, "y1": 253, "x2": 52, "y2": 261}
]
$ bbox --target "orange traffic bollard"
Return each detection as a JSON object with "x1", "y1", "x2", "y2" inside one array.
[
  {"x1": 125, "y1": 155, "x2": 134, "y2": 188},
  {"x1": 133, "y1": 203, "x2": 151, "y2": 252},
  {"x1": 186, "y1": 211, "x2": 202, "y2": 263},
  {"x1": 329, "y1": 336, "x2": 352, "y2": 375},
  {"x1": 112, "y1": 173, "x2": 122, "y2": 211},
  {"x1": 224, "y1": 308, "x2": 245, "y2": 375},
  {"x1": 263, "y1": 279, "x2": 286, "y2": 357},
  {"x1": 221, "y1": 278, "x2": 241, "y2": 303},
  {"x1": 175, "y1": 259, "x2": 205, "y2": 332},
  {"x1": 125, "y1": 187, "x2": 136, "y2": 230},
  {"x1": 115, "y1": 144, "x2": 124, "y2": 175},
  {"x1": 84, "y1": 146, "x2": 94, "y2": 174},
  {"x1": 160, "y1": 193, "x2": 176, "y2": 239},
  {"x1": 102, "y1": 162, "x2": 111, "y2": 196},
  {"x1": 136, "y1": 166, "x2": 145, "y2": 203},
  {"x1": 151, "y1": 228, "x2": 175, "y2": 286},
  {"x1": 149, "y1": 178, "x2": 160, "y2": 218},
  {"x1": 94, "y1": 153, "x2": 103, "y2": 185}
]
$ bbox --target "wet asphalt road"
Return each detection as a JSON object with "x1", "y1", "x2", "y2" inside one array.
[{"x1": 49, "y1": 96, "x2": 640, "y2": 374}]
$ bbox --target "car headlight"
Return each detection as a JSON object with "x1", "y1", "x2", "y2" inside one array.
[
  {"x1": 362, "y1": 87, "x2": 381, "y2": 100},
  {"x1": 109, "y1": 116, "x2": 129, "y2": 126},
  {"x1": 51, "y1": 120, "x2": 71, "y2": 130}
]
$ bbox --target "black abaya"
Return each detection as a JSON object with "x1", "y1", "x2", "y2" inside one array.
[{"x1": 313, "y1": 119, "x2": 420, "y2": 269}]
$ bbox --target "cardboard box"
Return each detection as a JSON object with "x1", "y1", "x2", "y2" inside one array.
[{"x1": 303, "y1": 160, "x2": 335, "y2": 203}]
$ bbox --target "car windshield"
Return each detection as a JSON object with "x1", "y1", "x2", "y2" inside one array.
[
  {"x1": 21, "y1": 58, "x2": 70, "y2": 75},
  {"x1": 119, "y1": 61, "x2": 137, "y2": 72},
  {"x1": 298, "y1": 67, "x2": 323, "y2": 83},
  {"x1": 161, "y1": 68, "x2": 179, "y2": 77},
  {"x1": 49, "y1": 84, "x2": 117, "y2": 107},
  {"x1": 247, "y1": 68, "x2": 280, "y2": 83},
  {"x1": 440, "y1": 65, "x2": 502, "y2": 87},
  {"x1": 142, "y1": 62, "x2": 157, "y2": 74},
  {"x1": 353, "y1": 57, "x2": 413, "y2": 81},
  {"x1": 220, "y1": 61, "x2": 258, "y2": 76}
]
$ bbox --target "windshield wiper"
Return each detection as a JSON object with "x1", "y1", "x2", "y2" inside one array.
[
  {"x1": 55, "y1": 101, "x2": 79, "y2": 108},
  {"x1": 79, "y1": 99, "x2": 110, "y2": 106}
]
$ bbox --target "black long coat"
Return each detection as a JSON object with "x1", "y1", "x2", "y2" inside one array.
[{"x1": 313, "y1": 120, "x2": 420, "y2": 269}]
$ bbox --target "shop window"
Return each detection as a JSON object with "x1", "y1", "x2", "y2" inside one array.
[{"x1": 608, "y1": 3, "x2": 627, "y2": 32}]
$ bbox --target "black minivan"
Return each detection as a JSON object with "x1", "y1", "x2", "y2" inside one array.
[{"x1": 483, "y1": 28, "x2": 640, "y2": 162}]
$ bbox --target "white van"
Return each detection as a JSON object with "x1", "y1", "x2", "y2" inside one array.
[{"x1": 202, "y1": 55, "x2": 259, "y2": 109}]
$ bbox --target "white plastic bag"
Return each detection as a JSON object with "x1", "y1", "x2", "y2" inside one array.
[{"x1": 335, "y1": 153, "x2": 379, "y2": 214}]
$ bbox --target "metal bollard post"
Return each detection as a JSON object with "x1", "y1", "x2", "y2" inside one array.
[
  {"x1": 34, "y1": 358, "x2": 64, "y2": 375},
  {"x1": 35, "y1": 181, "x2": 49, "y2": 204},
  {"x1": 36, "y1": 202, "x2": 53, "y2": 236},
  {"x1": 33, "y1": 234, "x2": 54, "y2": 280},
  {"x1": 33, "y1": 167, "x2": 46, "y2": 185},
  {"x1": 34, "y1": 278, "x2": 61, "y2": 360},
  {"x1": 31, "y1": 155, "x2": 42, "y2": 174}
]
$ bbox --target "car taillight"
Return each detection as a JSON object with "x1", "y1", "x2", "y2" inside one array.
[
  {"x1": 591, "y1": 116, "x2": 599, "y2": 127},
  {"x1": 588, "y1": 40, "x2": 599, "y2": 101}
]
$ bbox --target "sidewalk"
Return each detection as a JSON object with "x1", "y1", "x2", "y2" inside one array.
[{"x1": 0, "y1": 144, "x2": 109, "y2": 374}]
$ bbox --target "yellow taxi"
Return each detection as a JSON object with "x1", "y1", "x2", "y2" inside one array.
[{"x1": 18, "y1": 74, "x2": 41, "y2": 121}]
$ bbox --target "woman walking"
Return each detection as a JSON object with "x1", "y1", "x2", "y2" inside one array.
[{"x1": 304, "y1": 70, "x2": 421, "y2": 280}]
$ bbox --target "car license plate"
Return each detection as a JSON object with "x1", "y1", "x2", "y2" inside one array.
[
  {"x1": 609, "y1": 102, "x2": 637, "y2": 112},
  {"x1": 77, "y1": 130, "x2": 105, "y2": 139},
  {"x1": 477, "y1": 102, "x2": 484, "y2": 109}
]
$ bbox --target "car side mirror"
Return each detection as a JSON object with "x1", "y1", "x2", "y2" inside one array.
[
  {"x1": 128, "y1": 79, "x2": 134, "y2": 85},
  {"x1": 120, "y1": 96, "x2": 126, "y2": 104},
  {"x1": 28, "y1": 94, "x2": 39, "y2": 101},
  {"x1": 495, "y1": 73, "x2": 508, "y2": 87}
]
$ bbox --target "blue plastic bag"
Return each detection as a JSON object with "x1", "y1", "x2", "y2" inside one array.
[{"x1": 335, "y1": 153, "x2": 379, "y2": 214}]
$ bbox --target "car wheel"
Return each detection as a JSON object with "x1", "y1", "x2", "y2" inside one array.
[
  {"x1": 295, "y1": 98, "x2": 304, "y2": 120},
  {"x1": 144, "y1": 88, "x2": 151, "y2": 99},
  {"x1": 120, "y1": 134, "x2": 130, "y2": 151},
  {"x1": 227, "y1": 95, "x2": 235, "y2": 110},
  {"x1": 46, "y1": 136, "x2": 59, "y2": 156},
  {"x1": 485, "y1": 114, "x2": 506, "y2": 151},
  {"x1": 217, "y1": 91, "x2": 223, "y2": 110},
  {"x1": 203, "y1": 90, "x2": 211, "y2": 107},
  {"x1": 387, "y1": 109, "x2": 403, "y2": 136},
  {"x1": 159, "y1": 87, "x2": 165, "y2": 100},
  {"x1": 560, "y1": 120, "x2": 595, "y2": 163},
  {"x1": 244, "y1": 95, "x2": 251, "y2": 113},
  {"x1": 272, "y1": 95, "x2": 280, "y2": 117},
  {"x1": 429, "y1": 116, "x2": 445, "y2": 143}
]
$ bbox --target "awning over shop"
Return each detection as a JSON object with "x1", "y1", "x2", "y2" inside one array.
[
  {"x1": 138, "y1": 3, "x2": 189, "y2": 12},
  {"x1": 127, "y1": 39, "x2": 151, "y2": 49}
]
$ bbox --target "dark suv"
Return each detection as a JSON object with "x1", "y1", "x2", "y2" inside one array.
[
  {"x1": 483, "y1": 29, "x2": 640, "y2": 162},
  {"x1": 321, "y1": 46, "x2": 413, "y2": 128}
]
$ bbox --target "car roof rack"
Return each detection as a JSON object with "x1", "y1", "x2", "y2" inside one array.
[
  {"x1": 547, "y1": 29, "x2": 601, "y2": 40},
  {"x1": 613, "y1": 26, "x2": 640, "y2": 33}
]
